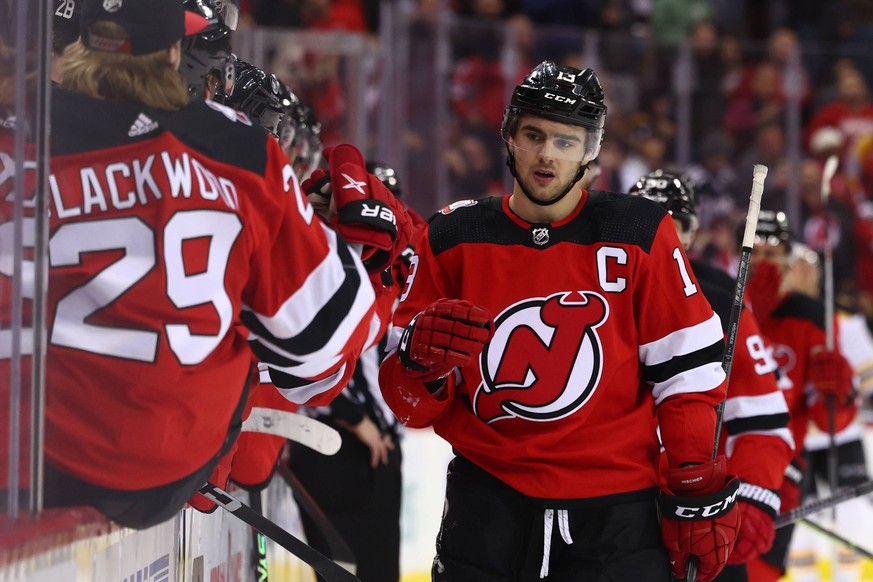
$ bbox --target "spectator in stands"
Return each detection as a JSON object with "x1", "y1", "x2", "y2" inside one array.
[
  {"x1": 649, "y1": 0, "x2": 714, "y2": 45},
  {"x1": 805, "y1": 64, "x2": 873, "y2": 158},
  {"x1": 736, "y1": 120, "x2": 789, "y2": 210}
]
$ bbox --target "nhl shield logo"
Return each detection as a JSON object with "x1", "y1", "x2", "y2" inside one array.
[
  {"x1": 103, "y1": 0, "x2": 122, "y2": 12},
  {"x1": 532, "y1": 227, "x2": 549, "y2": 246}
]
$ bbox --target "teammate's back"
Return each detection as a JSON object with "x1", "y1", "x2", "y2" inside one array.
[{"x1": 41, "y1": 0, "x2": 379, "y2": 529}]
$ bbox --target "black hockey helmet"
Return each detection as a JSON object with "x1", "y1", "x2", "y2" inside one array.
[
  {"x1": 366, "y1": 162, "x2": 401, "y2": 197},
  {"x1": 224, "y1": 60, "x2": 292, "y2": 136},
  {"x1": 279, "y1": 103, "x2": 323, "y2": 180},
  {"x1": 753, "y1": 209, "x2": 793, "y2": 250},
  {"x1": 501, "y1": 60, "x2": 606, "y2": 164},
  {"x1": 628, "y1": 170, "x2": 699, "y2": 233},
  {"x1": 180, "y1": 0, "x2": 238, "y2": 100}
]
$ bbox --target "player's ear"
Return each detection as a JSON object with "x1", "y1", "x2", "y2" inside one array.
[{"x1": 167, "y1": 40, "x2": 182, "y2": 71}]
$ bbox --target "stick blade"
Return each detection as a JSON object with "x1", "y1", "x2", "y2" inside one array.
[{"x1": 242, "y1": 408, "x2": 342, "y2": 455}]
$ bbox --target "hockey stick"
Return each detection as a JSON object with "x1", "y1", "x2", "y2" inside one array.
[
  {"x1": 249, "y1": 490, "x2": 270, "y2": 582},
  {"x1": 820, "y1": 154, "x2": 840, "y2": 513},
  {"x1": 711, "y1": 164, "x2": 768, "y2": 457},
  {"x1": 682, "y1": 166, "x2": 768, "y2": 582},
  {"x1": 775, "y1": 479, "x2": 873, "y2": 528},
  {"x1": 799, "y1": 518, "x2": 873, "y2": 560},
  {"x1": 199, "y1": 482, "x2": 361, "y2": 582},
  {"x1": 242, "y1": 407, "x2": 342, "y2": 456},
  {"x1": 277, "y1": 463, "x2": 357, "y2": 574}
]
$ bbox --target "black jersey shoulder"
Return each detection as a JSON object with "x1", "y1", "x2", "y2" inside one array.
[
  {"x1": 770, "y1": 291, "x2": 826, "y2": 331},
  {"x1": 581, "y1": 190, "x2": 667, "y2": 253},
  {"x1": 427, "y1": 191, "x2": 667, "y2": 256},
  {"x1": 51, "y1": 87, "x2": 270, "y2": 174},
  {"x1": 428, "y1": 196, "x2": 524, "y2": 255}
]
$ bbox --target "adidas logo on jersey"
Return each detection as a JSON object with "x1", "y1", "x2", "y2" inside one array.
[{"x1": 128, "y1": 113, "x2": 159, "y2": 137}]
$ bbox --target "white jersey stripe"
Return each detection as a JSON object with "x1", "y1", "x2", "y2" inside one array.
[
  {"x1": 639, "y1": 313, "x2": 723, "y2": 366},
  {"x1": 274, "y1": 364, "x2": 348, "y2": 405},
  {"x1": 651, "y1": 361, "x2": 726, "y2": 404},
  {"x1": 246, "y1": 226, "x2": 362, "y2": 339},
  {"x1": 726, "y1": 428, "x2": 795, "y2": 457},
  {"x1": 723, "y1": 392, "x2": 790, "y2": 422}
]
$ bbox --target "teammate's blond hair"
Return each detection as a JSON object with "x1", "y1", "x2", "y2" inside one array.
[{"x1": 60, "y1": 21, "x2": 188, "y2": 111}]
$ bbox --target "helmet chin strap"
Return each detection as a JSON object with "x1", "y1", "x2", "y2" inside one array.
[{"x1": 505, "y1": 145, "x2": 587, "y2": 208}]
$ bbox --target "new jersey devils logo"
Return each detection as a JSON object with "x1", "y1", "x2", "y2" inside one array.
[{"x1": 473, "y1": 291, "x2": 608, "y2": 423}]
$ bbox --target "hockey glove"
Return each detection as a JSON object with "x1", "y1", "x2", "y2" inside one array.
[
  {"x1": 727, "y1": 483, "x2": 780, "y2": 564},
  {"x1": 658, "y1": 456, "x2": 741, "y2": 582},
  {"x1": 302, "y1": 144, "x2": 413, "y2": 273},
  {"x1": 398, "y1": 298, "x2": 494, "y2": 384},
  {"x1": 809, "y1": 348, "x2": 854, "y2": 401}
]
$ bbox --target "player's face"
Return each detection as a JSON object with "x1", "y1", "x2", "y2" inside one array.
[{"x1": 509, "y1": 116, "x2": 587, "y2": 204}]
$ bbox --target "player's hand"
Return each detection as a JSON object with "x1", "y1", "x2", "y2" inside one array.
[
  {"x1": 809, "y1": 348, "x2": 854, "y2": 401},
  {"x1": 727, "y1": 495, "x2": 777, "y2": 564},
  {"x1": 398, "y1": 298, "x2": 494, "y2": 384},
  {"x1": 187, "y1": 445, "x2": 236, "y2": 514},
  {"x1": 658, "y1": 456, "x2": 741, "y2": 582},
  {"x1": 302, "y1": 144, "x2": 414, "y2": 274}
]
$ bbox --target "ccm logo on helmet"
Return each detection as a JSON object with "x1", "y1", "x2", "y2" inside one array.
[{"x1": 544, "y1": 93, "x2": 577, "y2": 104}]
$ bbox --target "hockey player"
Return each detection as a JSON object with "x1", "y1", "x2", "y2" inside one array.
[
  {"x1": 741, "y1": 211, "x2": 858, "y2": 581},
  {"x1": 629, "y1": 171, "x2": 794, "y2": 579},
  {"x1": 288, "y1": 161, "x2": 426, "y2": 582},
  {"x1": 379, "y1": 61, "x2": 739, "y2": 582},
  {"x1": 781, "y1": 243, "x2": 872, "y2": 582},
  {"x1": 44, "y1": 0, "x2": 409, "y2": 530}
]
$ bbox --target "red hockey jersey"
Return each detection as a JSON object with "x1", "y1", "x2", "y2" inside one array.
[
  {"x1": 757, "y1": 291, "x2": 857, "y2": 459},
  {"x1": 691, "y1": 260, "x2": 793, "y2": 495},
  {"x1": 43, "y1": 88, "x2": 377, "y2": 491},
  {"x1": 381, "y1": 193, "x2": 727, "y2": 503}
]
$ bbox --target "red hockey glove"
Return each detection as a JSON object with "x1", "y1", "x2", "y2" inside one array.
[
  {"x1": 187, "y1": 443, "x2": 237, "y2": 514},
  {"x1": 398, "y1": 298, "x2": 494, "y2": 384},
  {"x1": 302, "y1": 144, "x2": 413, "y2": 274},
  {"x1": 809, "y1": 348, "x2": 854, "y2": 401},
  {"x1": 658, "y1": 456, "x2": 741, "y2": 582},
  {"x1": 727, "y1": 482, "x2": 780, "y2": 564},
  {"x1": 746, "y1": 260, "x2": 784, "y2": 321}
]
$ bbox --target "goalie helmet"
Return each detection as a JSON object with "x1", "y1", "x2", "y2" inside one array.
[
  {"x1": 628, "y1": 170, "x2": 699, "y2": 235},
  {"x1": 180, "y1": 0, "x2": 239, "y2": 100},
  {"x1": 501, "y1": 60, "x2": 606, "y2": 165},
  {"x1": 366, "y1": 162, "x2": 401, "y2": 197},
  {"x1": 224, "y1": 60, "x2": 293, "y2": 136}
]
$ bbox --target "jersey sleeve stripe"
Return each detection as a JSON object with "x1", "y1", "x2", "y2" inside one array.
[
  {"x1": 244, "y1": 227, "x2": 362, "y2": 340},
  {"x1": 725, "y1": 413, "x2": 791, "y2": 435},
  {"x1": 642, "y1": 341, "x2": 723, "y2": 384},
  {"x1": 244, "y1": 244, "x2": 375, "y2": 379},
  {"x1": 271, "y1": 364, "x2": 348, "y2": 405},
  {"x1": 651, "y1": 361, "x2": 726, "y2": 404},
  {"x1": 639, "y1": 313, "x2": 724, "y2": 366},
  {"x1": 723, "y1": 392, "x2": 790, "y2": 422},
  {"x1": 726, "y1": 428, "x2": 795, "y2": 457}
]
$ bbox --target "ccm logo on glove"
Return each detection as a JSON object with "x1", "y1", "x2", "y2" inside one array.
[{"x1": 661, "y1": 484, "x2": 740, "y2": 519}]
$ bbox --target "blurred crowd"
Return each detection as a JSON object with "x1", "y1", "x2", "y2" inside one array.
[{"x1": 229, "y1": 0, "x2": 873, "y2": 328}]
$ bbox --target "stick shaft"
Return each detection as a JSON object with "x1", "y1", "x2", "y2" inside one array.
[
  {"x1": 775, "y1": 480, "x2": 873, "y2": 527},
  {"x1": 800, "y1": 518, "x2": 873, "y2": 560},
  {"x1": 199, "y1": 482, "x2": 361, "y2": 582},
  {"x1": 712, "y1": 165, "x2": 767, "y2": 458}
]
